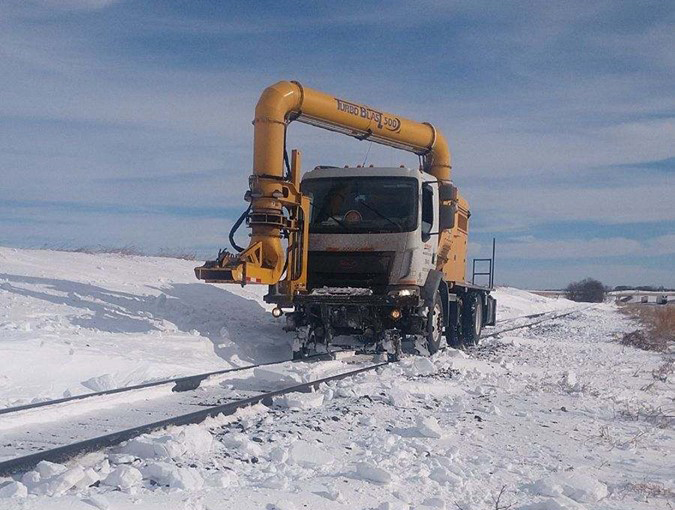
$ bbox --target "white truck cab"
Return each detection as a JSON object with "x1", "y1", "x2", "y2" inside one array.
[
  {"x1": 281, "y1": 165, "x2": 496, "y2": 359},
  {"x1": 301, "y1": 165, "x2": 439, "y2": 289}
]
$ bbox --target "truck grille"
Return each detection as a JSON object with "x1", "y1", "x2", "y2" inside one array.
[{"x1": 307, "y1": 251, "x2": 394, "y2": 289}]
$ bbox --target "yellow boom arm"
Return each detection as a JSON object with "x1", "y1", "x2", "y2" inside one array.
[{"x1": 195, "y1": 80, "x2": 452, "y2": 292}]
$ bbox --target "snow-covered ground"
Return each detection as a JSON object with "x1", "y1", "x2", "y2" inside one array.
[
  {"x1": 1, "y1": 248, "x2": 673, "y2": 509},
  {"x1": 0, "y1": 247, "x2": 283, "y2": 409}
]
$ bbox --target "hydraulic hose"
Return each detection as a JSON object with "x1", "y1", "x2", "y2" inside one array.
[{"x1": 229, "y1": 205, "x2": 251, "y2": 253}]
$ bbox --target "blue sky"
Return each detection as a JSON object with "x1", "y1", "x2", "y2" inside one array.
[{"x1": 0, "y1": 0, "x2": 673, "y2": 289}]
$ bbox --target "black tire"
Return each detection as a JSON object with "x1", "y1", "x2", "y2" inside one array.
[
  {"x1": 461, "y1": 293, "x2": 483, "y2": 346},
  {"x1": 425, "y1": 290, "x2": 444, "y2": 355}
]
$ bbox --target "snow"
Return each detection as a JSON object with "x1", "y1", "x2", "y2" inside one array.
[
  {"x1": 310, "y1": 286, "x2": 373, "y2": 296},
  {"x1": 0, "y1": 481, "x2": 27, "y2": 499},
  {"x1": 492, "y1": 286, "x2": 576, "y2": 320},
  {"x1": 0, "y1": 247, "x2": 286, "y2": 409},
  {"x1": 0, "y1": 248, "x2": 673, "y2": 509},
  {"x1": 415, "y1": 416, "x2": 443, "y2": 438},
  {"x1": 274, "y1": 390, "x2": 325, "y2": 410},
  {"x1": 288, "y1": 441, "x2": 333, "y2": 468},
  {"x1": 102, "y1": 465, "x2": 142, "y2": 491},
  {"x1": 355, "y1": 462, "x2": 393, "y2": 484},
  {"x1": 141, "y1": 462, "x2": 204, "y2": 490}
]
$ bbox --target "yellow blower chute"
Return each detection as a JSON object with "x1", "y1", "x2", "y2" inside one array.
[{"x1": 195, "y1": 80, "x2": 451, "y2": 298}]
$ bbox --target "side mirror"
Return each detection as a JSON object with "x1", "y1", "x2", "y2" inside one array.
[
  {"x1": 439, "y1": 203, "x2": 456, "y2": 230},
  {"x1": 439, "y1": 182, "x2": 458, "y2": 202}
]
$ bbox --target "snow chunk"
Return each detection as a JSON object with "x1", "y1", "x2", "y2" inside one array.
[
  {"x1": 416, "y1": 416, "x2": 443, "y2": 438},
  {"x1": 35, "y1": 460, "x2": 67, "y2": 479},
  {"x1": 82, "y1": 495, "x2": 110, "y2": 510},
  {"x1": 254, "y1": 366, "x2": 303, "y2": 385},
  {"x1": 176, "y1": 424, "x2": 213, "y2": 457},
  {"x1": 267, "y1": 500, "x2": 298, "y2": 510},
  {"x1": 32, "y1": 466, "x2": 85, "y2": 496},
  {"x1": 402, "y1": 357, "x2": 437, "y2": 376},
  {"x1": 103, "y1": 465, "x2": 142, "y2": 490},
  {"x1": 529, "y1": 473, "x2": 607, "y2": 504},
  {"x1": 0, "y1": 481, "x2": 27, "y2": 498},
  {"x1": 220, "y1": 432, "x2": 263, "y2": 457},
  {"x1": 82, "y1": 373, "x2": 117, "y2": 392},
  {"x1": 446, "y1": 348, "x2": 469, "y2": 359},
  {"x1": 119, "y1": 436, "x2": 181, "y2": 460},
  {"x1": 377, "y1": 502, "x2": 409, "y2": 510},
  {"x1": 422, "y1": 496, "x2": 446, "y2": 508},
  {"x1": 268, "y1": 446, "x2": 289, "y2": 463},
  {"x1": 206, "y1": 471, "x2": 236, "y2": 488},
  {"x1": 118, "y1": 425, "x2": 212, "y2": 460},
  {"x1": 355, "y1": 462, "x2": 392, "y2": 484},
  {"x1": 387, "y1": 387, "x2": 411, "y2": 407},
  {"x1": 260, "y1": 475, "x2": 289, "y2": 490},
  {"x1": 74, "y1": 468, "x2": 100, "y2": 489},
  {"x1": 559, "y1": 371, "x2": 582, "y2": 393},
  {"x1": 517, "y1": 496, "x2": 586, "y2": 510},
  {"x1": 141, "y1": 461, "x2": 204, "y2": 490},
  {"x1": 274, "y1": 391, "x2": 324, "y2": 410},
  {"x1": 560, "y1": 474, "x2": 608, "y2": 503},
  {"x1": 315, "y1": 488, "x2": 342, "y2": 502},
  {"x1": 429, "y1": 468, "x2": 462, "y2": 486},
  {"x1": 529, "y1": 477, "x2": 563, "y2": 497},
  {"x1": 20, "y1": 471, "x2": 41, "y2": 490},
  {"x1": 289, "y1": 441, "x2": 333, "y2": 468}
]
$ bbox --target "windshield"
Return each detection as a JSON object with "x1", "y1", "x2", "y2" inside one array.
[{"x1": 301, "y1": 177, "x2": 418, "y2": 234}]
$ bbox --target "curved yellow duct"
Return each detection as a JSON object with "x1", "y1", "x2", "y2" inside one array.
[
  {"x1": 253, "y1": 80, "x2": 452, "y2": 180},
  {"x1": 196, "y1": 81, "x2": 453, "y2": 286}
]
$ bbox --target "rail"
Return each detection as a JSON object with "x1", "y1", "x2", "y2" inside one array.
[{"x1": 0, "y1": 305, "x2": 592, "y2": 476}]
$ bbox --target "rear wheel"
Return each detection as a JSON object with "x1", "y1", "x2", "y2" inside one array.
[
  {"x1": 426, "y1": 290, "x2": 444, "y2": 354},
  {"x1": 461, "y1": 293, "x2": 483, "y2": 346}
]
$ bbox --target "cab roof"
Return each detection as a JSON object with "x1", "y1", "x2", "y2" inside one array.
[{"x1": 303, "y1": 165, "x2": 435, "y2": 182}]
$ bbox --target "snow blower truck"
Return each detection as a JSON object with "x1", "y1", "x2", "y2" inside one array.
[{"x1": 195, "y1": 81, "x2": 496, "y2": 359}]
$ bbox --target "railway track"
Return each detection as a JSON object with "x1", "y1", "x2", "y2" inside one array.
[
  {"x1": 482, "y1": 305, "x2": 593, "y2": 339},
  {"x1": 0, "y1": 307, "x2": 576, "y2": 418},
  {"x1": 0, "y1": 349, "x2": 346, "y2": 417},
  {"x1": 0, "y1": 305, "x2": 591, "y2": 476}
]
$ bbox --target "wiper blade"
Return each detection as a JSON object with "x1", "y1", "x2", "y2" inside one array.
[{"x1": 355, "y1": 198, "x2": 402, "y2": 231}]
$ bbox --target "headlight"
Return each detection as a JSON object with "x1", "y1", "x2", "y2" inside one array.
[{"x1": 388, "y1": 288, "x2": 418, "y2": 298}]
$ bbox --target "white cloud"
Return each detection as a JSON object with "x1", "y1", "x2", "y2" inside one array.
[
  {"x1": 468, "y1": 180, "x2": 675, "y2": 229},
  {"x1": 497, "y1": 234, "x2": 675, "y2": 260},
  {"x1": 502, "y1": 263, "x2": 674, "y2": 290},
  {"x1": 23, "y1": 0, "x2": 121, "y2": 11}
]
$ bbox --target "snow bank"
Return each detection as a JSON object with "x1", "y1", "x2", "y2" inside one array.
[
  {"x1": 2, "y1": 249, "x2": 669, "y2": 510},
  {"x1": 492, "y1": 286, "x2": 575, "y2": 321},
  {"x1": 0, "y1": 247, "x2": 290, "y2": 408}
]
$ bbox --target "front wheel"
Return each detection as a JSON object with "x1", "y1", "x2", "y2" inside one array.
[
  {"x1": 425, "y1": 290, "x2": 444, "y2": 355},
  {"x1": 461, "y1": 293, "x2": 483, "y2": 346}
]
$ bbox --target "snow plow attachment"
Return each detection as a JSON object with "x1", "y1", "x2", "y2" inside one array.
[{"x1": 194, "y1": 240, "x2": 284, "y2": 285}]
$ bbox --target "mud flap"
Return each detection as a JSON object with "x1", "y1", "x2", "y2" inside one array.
[
  {"x1": 422, "y1": 270, "x2": 449, "y2": 327},
  {"x1": 421, "y1": 270, "x2": 443, "y2": 305},
  {"x1": 485, "y1": 295, "x2": 497, "y2": 326}
]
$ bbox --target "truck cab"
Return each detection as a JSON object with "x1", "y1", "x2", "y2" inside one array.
[
  {"x1": 302, "y1": 165, "x2": 437, "y2": 291},
  {"x1": 279, "y1": 165, "x2": 495, "y2": 359}
]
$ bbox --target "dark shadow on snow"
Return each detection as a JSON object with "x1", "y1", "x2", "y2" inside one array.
[{"x1": 0, "y1": 273, "x2": 291, "y2": 365}]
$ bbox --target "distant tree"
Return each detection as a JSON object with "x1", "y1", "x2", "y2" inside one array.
[{"x1": 565, "y1": 278, "x2": 606, "y2": 303}]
